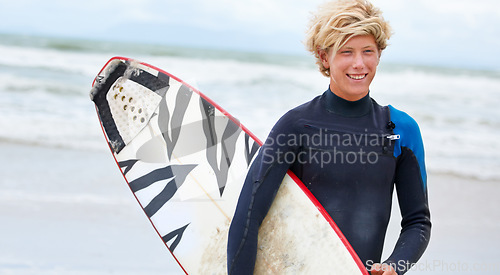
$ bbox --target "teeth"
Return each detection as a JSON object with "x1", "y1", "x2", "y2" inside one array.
[{"x1": 348, "y1": 74, "x2": 366, "y2": 80}]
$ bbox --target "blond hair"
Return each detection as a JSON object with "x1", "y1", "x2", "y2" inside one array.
[{"x1": 305, "y1": 0, "x2": 392, "y2": 77}]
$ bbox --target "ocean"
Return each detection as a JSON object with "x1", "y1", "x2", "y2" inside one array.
[
  {"x1": 1, "y1": 33, "x2": 500, "y2": 274},
  {"x1": 1, "y1": 33, "x2": 499, "y2": 180}
]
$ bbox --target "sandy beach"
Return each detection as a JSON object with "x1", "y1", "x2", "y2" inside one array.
[
  {"x1": 1, "y1": 141, "x2": 498, "y2": 274},
  {"x1": 384, "y1": 170, "x2": 500, "y2": 274},
  {"x1": 0, "y1": 142, "x2": 180, "y2": 274}
]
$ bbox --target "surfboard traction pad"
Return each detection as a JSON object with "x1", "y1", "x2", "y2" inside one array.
[{"x1": 90, "y1": 57, "x2": 367, "y2": 274}]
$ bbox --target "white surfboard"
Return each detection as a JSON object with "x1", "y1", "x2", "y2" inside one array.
[{"x1": 90, "y1": 57, "x2": 368, "y2": 274}]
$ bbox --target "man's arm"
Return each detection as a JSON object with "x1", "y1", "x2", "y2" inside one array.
[
  {"x1": 385, "y1": 106, "x2": 431, "y2": 274},
  {"x1": 227, "y1": 112, "x2": 299, "y2": 274}
]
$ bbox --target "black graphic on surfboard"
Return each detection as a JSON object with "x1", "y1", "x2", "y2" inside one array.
[
  {"x1": 244, "y1": 134, "x2": 260, "y2": 166},
  {"x1": 162, "y1": 224, "x2": 190, "y2": 252},
  {"x1": 119, "y1": 160, "x2": 197, "y2": 217},
  {"x1": 158, "y1": 84, "x2": 193, "y2": 159},
  {"x1": 200, "y1": 97, "x2": 241, "y2": 196}
]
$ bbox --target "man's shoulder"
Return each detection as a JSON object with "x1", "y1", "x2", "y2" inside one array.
[
  {"x1": 388, "y1": 105, "x2": 421, "y2": 135},
  {"x1": 283, "y1": 94, "x2": 323, "y2": 118}
]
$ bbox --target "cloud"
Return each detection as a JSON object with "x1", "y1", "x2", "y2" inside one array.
[
  {"x1": 0, "y1": 0, "x2": 498, "y2": 69},
  {"x1": 371, "y1": 0, "x2": 500, "y2": 69}
]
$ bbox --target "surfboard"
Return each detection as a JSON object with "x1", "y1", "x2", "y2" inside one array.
[{"x1": 90, "y1": 56, "x2": 368, "y2": 274}]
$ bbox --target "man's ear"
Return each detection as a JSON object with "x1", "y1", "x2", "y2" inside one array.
[{"x1": 318, "y1": 48, "x2": 330, "y2": 69}]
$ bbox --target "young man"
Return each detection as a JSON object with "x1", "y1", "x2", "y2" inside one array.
[{"x1": 227, "y1": 1, "x2": 431, "y2": 274}]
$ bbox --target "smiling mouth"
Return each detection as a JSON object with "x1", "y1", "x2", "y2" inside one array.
[{"x1": 347, "y1": 74, "x2": 367, "y2": 80}]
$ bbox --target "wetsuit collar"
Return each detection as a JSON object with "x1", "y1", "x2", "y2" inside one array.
[{"x1": 323, "y1": 88, "x2": 372, "y2": 117}]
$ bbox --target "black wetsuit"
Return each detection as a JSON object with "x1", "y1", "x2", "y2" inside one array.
[{"x1": 227, "y1": 89, "x2": 431, "y2": 274}]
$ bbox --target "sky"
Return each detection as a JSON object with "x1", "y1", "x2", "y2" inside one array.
[{"x1": 1, "y1": 0, "x2": 499, "y2": 70}]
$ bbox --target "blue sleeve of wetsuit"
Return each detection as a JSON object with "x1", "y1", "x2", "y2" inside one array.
[
  {"x1": 384, "y1": 106, "x2": 431, "y2": 274},
  {"x1": 227, "y1": 111, "x2": 299, "y2": 275}
]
